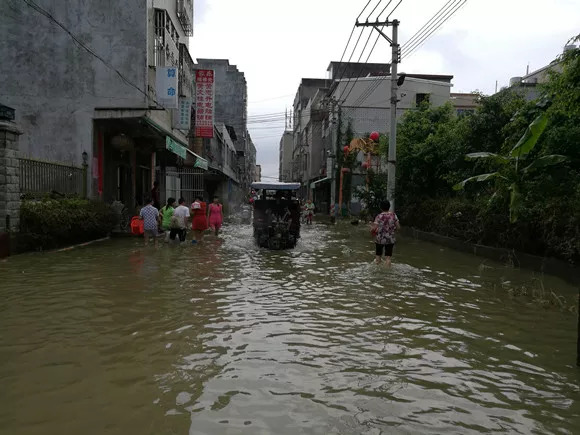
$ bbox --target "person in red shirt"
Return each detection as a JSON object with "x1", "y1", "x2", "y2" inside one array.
[{"x1": 191, "y1": 196, "x2": 208, "y2": 244}]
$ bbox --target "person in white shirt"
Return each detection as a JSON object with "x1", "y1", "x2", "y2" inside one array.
[{"x1": 170, "y1": 198, "x2": 190, "y2": 242}]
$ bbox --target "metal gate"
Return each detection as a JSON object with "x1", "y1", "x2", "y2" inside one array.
[{"x1": 157, "y1": 167, "x2": 204, "y2": 206}]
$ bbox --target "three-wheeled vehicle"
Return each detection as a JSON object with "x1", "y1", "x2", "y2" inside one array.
[{"x1": 251, "y1": 182, "x2": 301, "y2": 250}]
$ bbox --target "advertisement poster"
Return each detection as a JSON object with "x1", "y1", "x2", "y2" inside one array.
[{"x1": 194, "y1": 69, "x2": 214, "y2": 138}]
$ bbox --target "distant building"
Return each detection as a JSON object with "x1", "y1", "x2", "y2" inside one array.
[
  {"x1": 292, "y1": 78, "x2": 332, "y2": 197},
  {"x1": 450, "y1": 93, "x2": 479, "y2": 116},
  {"x1": 195, "y1": 59, "x2": 256, "y2": 192},
  {"x1": 279, "y1": 131, "x2": 294, "y2": 182},
  {"x1": 504, "y1": 45, "x2": 576, "y2": 101},
  {"x1": 285, "y1": 62, "x2": 455, "y2": 213}
]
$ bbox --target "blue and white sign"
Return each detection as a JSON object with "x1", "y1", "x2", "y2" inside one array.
[
  {"x1": 156, "y1": 67, "x2": 179, "y2": 109},
  {"x1": 173, "y1": 98, "x2": 192, "y2": 130}
]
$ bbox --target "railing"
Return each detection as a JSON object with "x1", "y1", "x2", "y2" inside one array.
[
  {"x1": 154, "y1": 9, "x2": 180, "y2": 67},
  {"x1": 179, "y1": 43, "x2": 194, "y2": 97},
  {"x1": 176, "y1": 0, "x2": 193, "y2": 36},
  {"x1": 19, "y1": 158, "x2": 86, "y2": 197}
]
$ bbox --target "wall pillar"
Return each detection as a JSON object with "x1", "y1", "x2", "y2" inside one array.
[{"x1": 0, "y1": 120, "x2": 22, "y2": 232}]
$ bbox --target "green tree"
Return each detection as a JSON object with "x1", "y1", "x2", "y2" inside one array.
[{"x1": 453, "y1": 112, "x2": 567, "y2": 223}]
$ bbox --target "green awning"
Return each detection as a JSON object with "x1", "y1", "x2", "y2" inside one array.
[
  {"x1": 310, "y1": 177, "x2": 331, "y2": 189},
  {"x1": 143, "y1": 116, "x2": 209, "y2": 170}
]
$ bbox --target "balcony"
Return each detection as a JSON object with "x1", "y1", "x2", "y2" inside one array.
[
  {"x1": 179, "y1": 44, "x2": 194, "y2": 97},
  {"x1": 176, "y1": 0, "x2": 194, "y2": 37},
  {"x1": 153, "y1": 9, "x2": 180, "y2": 67}
]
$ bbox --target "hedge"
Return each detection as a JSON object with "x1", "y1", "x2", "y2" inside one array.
[{"x1": 19, "y1": 198, "x2": 118, "y2": 251}]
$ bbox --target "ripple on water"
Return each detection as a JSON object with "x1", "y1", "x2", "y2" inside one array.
[{"x1": 0, "y1": 223, "x2": 579, "y2": 434}]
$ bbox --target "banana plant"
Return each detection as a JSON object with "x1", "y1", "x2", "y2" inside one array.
[{"x1": 453, "y1": 113, "x2": 567, "y2": 223}]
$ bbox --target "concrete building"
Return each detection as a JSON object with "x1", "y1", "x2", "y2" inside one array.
[
  {"x1": 253, "y1": 165, "x2": 262, "y2": 182},
  {"x1": 450, "y1": 93, "x2": 479, "y2": 116},
  {"x1": 194, "y1": 59, "x2": 256, "y2": 192},
  {"x1": 0, "y1": 0, "x2": 206, "y2": 209},
  {"x1": 292, "y1": 78, "x2": 332, "y2": 197},
  {"x1": 284, "y1": 62, "x2": 455, "y2": 213},
  {"x1": 504, "y1": 45, "x2": 576, "y2": 101},
  {"x1": 279, "y1": 131, "x2": 294, "y2": 181},
  {"x1": 334, "y1": 73, "x2": 453, "y2": 136}
]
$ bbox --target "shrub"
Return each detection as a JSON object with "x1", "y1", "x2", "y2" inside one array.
[{"x1": 19, "y1": 198, "x2": 118, "y2": 250}]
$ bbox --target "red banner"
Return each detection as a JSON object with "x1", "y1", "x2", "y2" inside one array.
[{"x1": 195, "y1": 69, "x2": 214, "y2": 138}]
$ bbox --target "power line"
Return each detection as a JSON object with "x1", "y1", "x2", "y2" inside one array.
[
  {"x1": 400, "y1": 0, "x2": 458, "y2": 52},
  {"x1": 339, "y1": 0, "x2": 404, "y2": 114},
  {"x1": 343, "y1": 0, "x2": 466, "y2": 112},
  {"x1": 21, "y1": 0, "x2": 166, "y2": 109},
  {"x1": 331, "y1": 0, "x2": 378, "y2": 94},
  {"x1": 402, "y1": 0, "x2": 467, "y2": 59}
]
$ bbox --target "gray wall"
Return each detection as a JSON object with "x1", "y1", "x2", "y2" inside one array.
[{"x1": 0, "y1": 0, "x2": 148, "y2": 165}]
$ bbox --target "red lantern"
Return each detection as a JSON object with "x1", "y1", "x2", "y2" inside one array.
[
  {"x1": 369, "y1": 131, "x2": 380, "y2": 142},
  {"x1": 362, "y1": 161, "x2": 370, "y2": 169},
  {"x1": 343, "y1": 145, "x2": 350, "y2": 153}
]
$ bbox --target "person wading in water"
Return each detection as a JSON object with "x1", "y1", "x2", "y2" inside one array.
[{"x1": 371, "y1": 200, "x2": 400, "y2": 267}]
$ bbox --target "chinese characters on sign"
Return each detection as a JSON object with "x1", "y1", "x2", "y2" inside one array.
[
  {"x1": 174, "y1": 98, "x2": 192, "y2": 130},
  {"x1": 195, "y1": 69, "x2": 214, "y2": 138},
  {"x1": 156, "y1": 67, "x2": 178, "y2": 109}
]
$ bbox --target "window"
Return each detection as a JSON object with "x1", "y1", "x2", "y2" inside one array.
[{"x1": 416, "y1": 93, "x2": 430, "y2": 106}]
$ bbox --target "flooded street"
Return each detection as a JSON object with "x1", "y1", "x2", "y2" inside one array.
[{"x1": 1, "y1": 223, "x2": 579, "y2": 434}]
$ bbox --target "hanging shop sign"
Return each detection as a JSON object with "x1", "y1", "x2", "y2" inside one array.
[
  {"x1": 156, "y1": 67, "x2": 178, "y2": 109},
  {"x1": 174, "y1": 98, "x2": 192, "y2": 130},
  {"x1": 165, "y1": 136, "x2": 187, "y2": 159},
  {"x1": 194, "y1": 69, "x2": 214, "y2": 138}
]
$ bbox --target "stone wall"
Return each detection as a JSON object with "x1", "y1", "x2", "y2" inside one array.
[{"x1": 0, "y1": 121, "x2": 22, "y2": 232}]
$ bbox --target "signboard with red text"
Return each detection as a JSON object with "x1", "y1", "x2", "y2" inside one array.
[{"x1": 194, "y1": 69, "x2": 214, "y2": 138}]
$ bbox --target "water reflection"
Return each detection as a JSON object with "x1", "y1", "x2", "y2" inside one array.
[{"x1": 0, "y1": 223, "x2": 578, "y2": 434}]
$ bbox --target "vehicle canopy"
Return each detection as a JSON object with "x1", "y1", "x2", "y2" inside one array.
[
  {"x1": 251, "y1": 182, "x2": 300, "y2": 191},
  {"x1": 251, "y1": 182, "x2": 300, "y2": 200}
]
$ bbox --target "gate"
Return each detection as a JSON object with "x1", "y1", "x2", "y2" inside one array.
[{"x1": 157, "y1": 167, "x2": 204, "y2": 206}]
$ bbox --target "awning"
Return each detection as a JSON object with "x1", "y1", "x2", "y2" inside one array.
[
  {"x1": 142, "y1": 116, "x2": 209, "y2": 170},
  {"x1": 310, "y1": 177, "x2": 331, "y2": 189}
]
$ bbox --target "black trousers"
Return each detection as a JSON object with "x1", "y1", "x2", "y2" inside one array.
[{"x1": 170, "y1": 228, "x2": 187, "y2": 242}]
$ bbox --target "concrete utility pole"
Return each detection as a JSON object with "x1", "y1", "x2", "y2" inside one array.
[{"x1": 355, "y1": 19, "x2": 400, "y2": 211}]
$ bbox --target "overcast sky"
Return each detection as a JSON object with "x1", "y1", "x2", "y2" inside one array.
[{"x1": 191, "y1": 0, "x2": 579, "y2": 180}]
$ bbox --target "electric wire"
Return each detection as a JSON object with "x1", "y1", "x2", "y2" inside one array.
[
  {"x1": 343, "y1": 0, "x2": 467, "y2": 112},
  {"x1": 402, "y1": 0, "x2": 467, "y2": 59},
  {"x1": 399, "y1": 0, "x2": 457, "y2": 52}
]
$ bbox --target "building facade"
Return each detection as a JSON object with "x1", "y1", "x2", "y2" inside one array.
[
  {"x1": 194, "y1": 59, "x2": 256, "y2": 193},
  {"x1": 292, "y1": 78, "x2": 332, "y2": 197},
  {"x1": 279, "y1": 131, "x2": 294, "y2": 181},
  {"x1": 0, "y1": 0, "x2": 206, "y2": 211},
  {"x1": 283, "y1": 62, "x2": 455, "y2": 213}
]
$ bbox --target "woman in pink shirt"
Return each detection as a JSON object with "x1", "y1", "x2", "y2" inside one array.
[{"x1": 208, "y1": 196, "x2": 223, "y2": 236}]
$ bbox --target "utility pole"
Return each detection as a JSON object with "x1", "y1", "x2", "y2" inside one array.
[{"x1": 355, "y1": 19, "x2": 400, "y2": 211}]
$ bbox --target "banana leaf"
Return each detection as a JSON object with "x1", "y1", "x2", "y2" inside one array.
[
  {"x1": 466, "y1": 152, "x2": 510, "y2": 164},
  {"x1": 453, "y1": 172, "x2": 506, "y2": 191},
  {"x1": 510, "y1": 113, "x2": 549, "y2": 158},
  {"x1": 522, "y1": 154, "x2": 567, "y2": 173}
]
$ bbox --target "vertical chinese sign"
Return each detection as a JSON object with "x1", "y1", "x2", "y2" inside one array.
[
  {"x1": 173, "y1": 98, "x2": 192, "y2": 130},
  {"x1": 195, "y1": 69, "x2": 214, "y2": 138},
  {"x1": 156, "y1": 67, "x2": 178, "y2": 109}
]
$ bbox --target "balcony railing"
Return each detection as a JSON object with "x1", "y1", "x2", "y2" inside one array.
[
  {"x1": 153, "y1": 9, "x2": 180, "y2": 67},
  {"x1": 176, "y1": 0, "x2": 193, "y2": 36},
  {"x1": 179, "y1": 44, "x2": 194, "y2": 97}
]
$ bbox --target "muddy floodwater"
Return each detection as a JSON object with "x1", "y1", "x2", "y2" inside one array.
[{"x1": 1, "y1": 223, "x2": 579, "y2": 434}]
